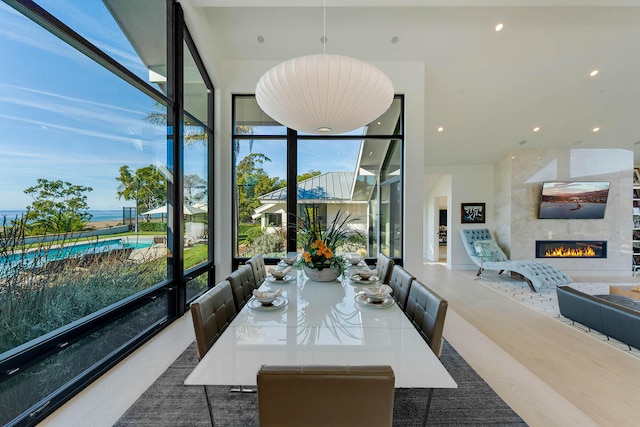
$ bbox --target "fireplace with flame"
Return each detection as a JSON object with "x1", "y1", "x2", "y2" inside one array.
[{"x1": 535, "y1": 240, "x2": 607, "y2": 258}]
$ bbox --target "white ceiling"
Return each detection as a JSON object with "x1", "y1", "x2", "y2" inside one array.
[{"x1": 184, "y1": 1, "x2": 640, "y2": 166}]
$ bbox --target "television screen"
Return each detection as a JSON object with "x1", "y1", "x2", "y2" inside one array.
[{"x1": 539, "y1": 181, "x2": 610, "y2": 219}]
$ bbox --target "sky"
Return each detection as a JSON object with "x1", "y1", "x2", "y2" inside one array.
[
  {"x1": 0, "y1": 1, "x2": 359, "y2": 211},
  {"x1": 0, "y1": 1, "x2": 188, "y2": 210}
]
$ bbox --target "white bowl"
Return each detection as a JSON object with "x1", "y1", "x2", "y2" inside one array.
[
  {"x1": 366, "y1": 294, "x2": 386, "y2": 303},
  {"x1": 256, "y1": 292, "x2": 279, "y2": 305},
  {"x1": 357, "y1": 269, "x2": 374, "y2": 280},
  {"x1": 281, "y1": 256, "x2": 296, "y2": 265},
  {"x1": 271, "y1": 270, "x2": 287, "y2": 280},
  {"x1": 346, "y1": 253, "x2": 362, "y2": 265}
]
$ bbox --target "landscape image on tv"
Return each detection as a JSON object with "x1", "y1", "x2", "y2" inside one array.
[{"x1": 539, "y1": 181, "x2": 610, "y2": 219}]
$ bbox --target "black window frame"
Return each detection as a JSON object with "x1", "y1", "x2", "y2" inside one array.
[
  {"x1": 231, "y1": 94, "x2": 404, "y2": 270},
  {"x1": 0, "y1": 1, "x2": 214, "y2": 425}
]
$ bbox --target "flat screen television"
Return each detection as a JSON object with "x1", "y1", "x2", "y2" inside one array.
[{"x1": 538, "y1": 181, "x2": 610, "y2": 219}]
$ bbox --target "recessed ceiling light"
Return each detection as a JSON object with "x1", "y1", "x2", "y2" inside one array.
[
  {"x1": 320, "y1": 36, "x2": 328, "y2": 44},
  {"x1": 593, "y1": 127, "x2": 600, "y2": 133},
  {"x1": 590, "y1": 70, "x2": 599, "y2": 77},
  {"x1": 437, "y1": 126, "x2": 444, "y2": 132},
  {"x1": 391, "y1": 36, "x2": 399, "y2": 44},
  {"x1": 519, "y1": 140, "x2": 527, "y2": 145},
  {"x1": 533, "y1": 126, "x2": 540, "y2": 132},
  {"x1": 257, "y1": 35, "x2": 264, "y2": 43},
  {"x1": 377, "y1": 121, "x2": 381, "y2": 125},
  {"x1": 495, "y1": 23, "x2": 504, "y2": 32}
]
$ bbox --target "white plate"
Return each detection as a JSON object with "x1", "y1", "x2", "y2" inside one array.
[
  {"x1": 266, "y1": 274, "x2": 295, "y2": 283},
  {"x1": 248, "y1": 295, "x2": 288, "y2": 311},
  {"x1": 349, "y1": 273, "x2": 380, "y2": 284},
  {"x1": 354, "y1": 294, "x2": 395, "y2": 308}
]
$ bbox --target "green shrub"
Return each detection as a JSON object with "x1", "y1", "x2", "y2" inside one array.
[{"x1": 138, "y1": 222, "x2": 167, "y2": 232}]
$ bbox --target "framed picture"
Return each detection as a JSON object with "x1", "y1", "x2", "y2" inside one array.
[{"x1": 461, "y1": 203, "x2": 485, "y2": 224}]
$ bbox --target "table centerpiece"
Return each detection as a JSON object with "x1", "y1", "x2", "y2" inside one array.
[{"x1": 295, "y1": 207, "x2": 357, "y2": 282}]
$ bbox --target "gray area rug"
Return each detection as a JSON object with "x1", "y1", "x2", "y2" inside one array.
[{"x1": 115, "y1": 340, "x2": 526, "y2": 426}]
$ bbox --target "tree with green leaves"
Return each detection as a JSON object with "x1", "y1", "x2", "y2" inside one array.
[
  {"x1": 116, "y1": 165, "x2": 167, "y2": 222},
  {"x1": 297, "y1": 170, "x2": 322, "y2": 182},
  {"x1": 184, "y1": 174, "x2": 206, "y2": 205},
  {"x1": 236, "y1": 153, "x2": 285, "y2": 223},
  {"x1": 24, "y1": 179, "x2": 93, "y2": 234}
]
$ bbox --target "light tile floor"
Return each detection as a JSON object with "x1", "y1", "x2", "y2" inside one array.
[{"x1": 479, "y1": 275, "x2": 640, "y2": 358}]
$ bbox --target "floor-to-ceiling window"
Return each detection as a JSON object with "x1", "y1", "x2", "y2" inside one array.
[
  {"x1": 232, "y1": 95, "x2": 403, "y2": 267},
  {"x1": 0, "y1": 1, "x2": 213, "y2": 425}
]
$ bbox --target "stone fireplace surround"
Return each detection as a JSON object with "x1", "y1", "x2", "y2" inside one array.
[{"x1": 494, "y1": 148, "x2": 632, "y2": 276}]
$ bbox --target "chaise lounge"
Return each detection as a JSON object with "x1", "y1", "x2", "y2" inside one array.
[{"x1": 460, "y1": 228, "x2": 573, "y2": 292}]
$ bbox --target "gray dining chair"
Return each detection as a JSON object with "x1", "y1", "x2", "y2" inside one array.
[
  {"x1": 247, "y1": 253, "x2": 267, "y2": 285},
  {"x1": 404, "y1": 278, "x2": 448, "y2": 358},
  {"x1": 375, "y1": 253, "x2": 395, "y2": 285},
  {"x1": 190, "y1": 280, "x2": 237, "y2": 359},
  {"x1": 189, "y1": 280, "x2": 237, "y2": 425},
  {"x1": 404, "y1": 278, "x2": 448, "y2": 426},
  {"x1": 226, "y1": 264, "x2": 257, "y2": 311},
  {"x1": 388, "y1": 264, "x2": 415, "y2": 310},
  {"x1": 257, "y1": 365, "x2": 395, "y2": 427}
]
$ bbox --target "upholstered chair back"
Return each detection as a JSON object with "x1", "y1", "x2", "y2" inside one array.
[
  {"x1": 257, "y1": 365, "x2": 395, "y2": 427},
  {"x1": 375, "y1": 253, "x2": 395, "y2": 285},
  {"x1": 460, "y1": 228, "x2": 494, "y2": 267},
  {"x1": 226, "y1": 264, "x2": 257, "y2": 311},
  {"x1": 247, "y1": 253, "x2": 267, "y2": 285},
  {"x1": 190, "y1": 280, "x2": 237, "y2": 359},
  {"x1": 388, "y1": 265, "x2": 415, "y2": 310},
  {"x1": 405, "y1": 279, "x2": 448, "y2": 358}
]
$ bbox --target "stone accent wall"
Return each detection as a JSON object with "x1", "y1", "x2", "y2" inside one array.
[{"x1": 494, "y1": 148, "x2": 633, "y2": 276}]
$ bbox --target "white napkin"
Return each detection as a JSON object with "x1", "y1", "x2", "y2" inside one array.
[
  {"x1": 363, "y1": 284, "x2": 392, "y2": 299},
  {"x1": 253, "y1": 288, "x2": 282, "y2": 299}
]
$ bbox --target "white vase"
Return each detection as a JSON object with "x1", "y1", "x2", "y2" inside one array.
[{"x1": 303, "y1": 265, "x2": 341, "y2": 282}]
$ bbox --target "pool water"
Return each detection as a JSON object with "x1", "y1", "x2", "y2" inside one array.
[{"x1": 5, "y1": 239, "x2": 152, "y2": 266}]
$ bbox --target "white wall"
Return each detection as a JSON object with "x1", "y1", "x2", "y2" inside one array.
[
  {"x1": 424, "y1": 174, "x2": 451, "y2": 262},
  {"x1": 425, "y1": 165, "x2": 495, "y2": 270}
]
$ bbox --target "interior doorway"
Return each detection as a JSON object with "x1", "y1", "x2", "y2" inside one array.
[{"x1": 438, "y1": 197, "x2": 448, "y2": 262}]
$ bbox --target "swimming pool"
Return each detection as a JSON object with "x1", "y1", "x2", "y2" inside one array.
[{"x1": 5, "y1": 239, "x2": 153, "y2": 266}]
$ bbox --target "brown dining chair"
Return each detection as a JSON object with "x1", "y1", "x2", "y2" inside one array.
[
  {"x1": 376, "y1": 253, "x2": 395, "y2": 285},
  {"x1": 257, "y1": 365, "x2": 395, "y2": 427},
  {"x1": 247, "y1": 253, "x2": 267, "y2": 286},
  {"x1": 226, "y1": 264, "x2": 257, "y2": 311},
  {"x1": 190, "y1": 280, "x2": 237, "y2": 359},
  {"x1": 388, "y1": 264, "x2": 415, "y2": 310}
]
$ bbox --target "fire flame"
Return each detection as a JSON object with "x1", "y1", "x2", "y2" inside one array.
[{"x1": 545, "y1": 245, "x2": 596, "y2": 257}]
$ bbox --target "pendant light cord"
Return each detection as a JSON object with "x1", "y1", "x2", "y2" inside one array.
[{"x1": 323, "y1": 0, "x2": 326, "y2": 55}]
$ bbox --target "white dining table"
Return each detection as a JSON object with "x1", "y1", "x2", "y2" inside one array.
[{"x1": 184, "y1": 265, "x2": 458, "y2": 389}]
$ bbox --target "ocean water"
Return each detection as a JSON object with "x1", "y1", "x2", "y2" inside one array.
[{"x1": 0, "y1": 209, "x2": 125, "y2": 222}]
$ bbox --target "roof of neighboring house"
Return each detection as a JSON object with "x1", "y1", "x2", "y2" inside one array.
[{"x1": 258, "y1": 172, "x2": 354, "y2": 202}]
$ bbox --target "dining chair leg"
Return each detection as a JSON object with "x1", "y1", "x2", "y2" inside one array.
[
  {"x1": 422, "y1": 388, "x2": 434, "y2": 427},
  {"x1": 230, "y1": 385, "x2": 257, "y2": 393},
  {"x1": 203, "y1": 385, "x2": 215, "y2": 427}
]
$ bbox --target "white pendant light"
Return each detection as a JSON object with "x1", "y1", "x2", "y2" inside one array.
[
  {"x1": 256, "y1": 54, "x2": 394, "y2": 135},
  {"x1": 255, "y1": 3, "x2": 394, "y2": 135}
]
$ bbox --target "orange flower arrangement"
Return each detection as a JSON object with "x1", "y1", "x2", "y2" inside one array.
[{"x1": 295, "y1": 207, "x2": 358, "y2": 275}]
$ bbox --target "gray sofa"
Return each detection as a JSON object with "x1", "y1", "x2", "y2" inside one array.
[{"x1": 556, "y1": 286, "x2": 640, "y2": 350}]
